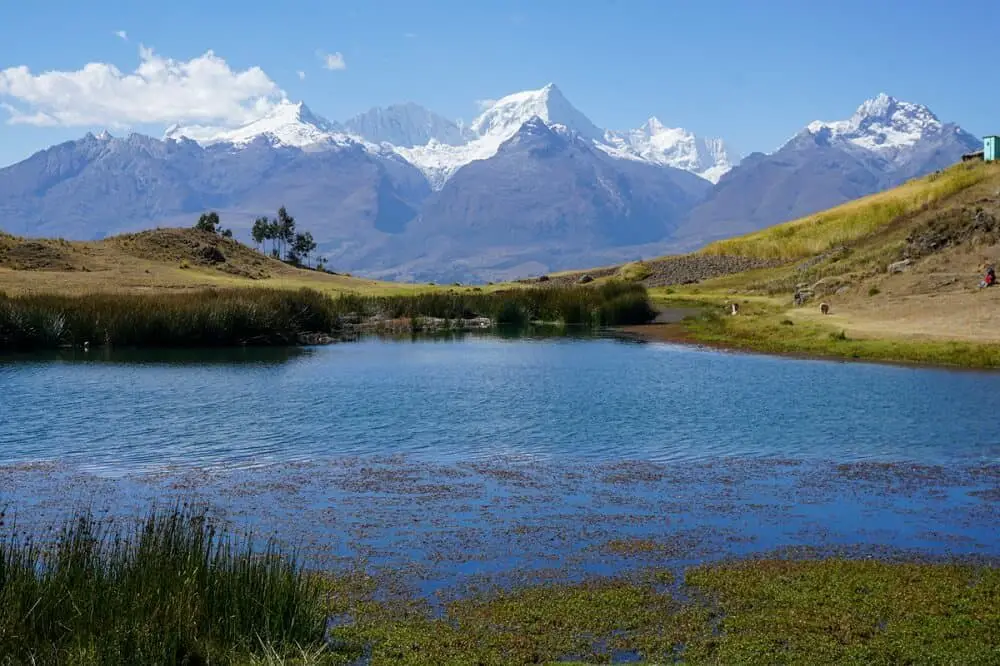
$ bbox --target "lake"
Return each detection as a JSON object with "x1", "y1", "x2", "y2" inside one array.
[{"x1": 2, "y1": 336, "x2": 999, "y2": 590}]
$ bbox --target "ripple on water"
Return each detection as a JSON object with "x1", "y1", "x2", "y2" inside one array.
[{"x1": 1, "y1": 337, "x2": 1000, "y2": 474}]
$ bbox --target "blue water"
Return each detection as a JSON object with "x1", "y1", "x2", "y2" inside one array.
[
  {"x1": 1, "y1": 337, "x2": 998, "y2": 589},
  {"x1": 2, "y1": 337, "x2": 999, "y2": 472}
]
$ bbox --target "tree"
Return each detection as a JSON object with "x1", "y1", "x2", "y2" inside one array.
[
  {"x1": 251, "y1": 217, "x2": 269, "y2": 251},
  {"x1": 293, "y1": 231, "x2": 317, "y2": 267},
  {"x1": 267, "y1": 218, "x2": 281, "y2": 257},
  {"x1": 220, "y1": 228, "x2": 233, "y2": 239},
  {"x1": 277, "y1": 206, "x2": 296, "y2": 259},
  {"x1": 195, "y1": 211, "x2": 220, "y2": 233}
]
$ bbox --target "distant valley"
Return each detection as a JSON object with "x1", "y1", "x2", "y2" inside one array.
[{"x1": 0, "y1": 85, "x2": 980, "y2": 282}]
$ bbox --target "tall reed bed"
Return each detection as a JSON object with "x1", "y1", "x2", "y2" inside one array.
[
  {"x1": 0, "y1": 281, "x2": 655, "y2": 350},
  {"x1": 337, "y1": 280, "x2": 655, "y2": 327},
  {"x1": 0, "y1": 507, "x2": 329, "y2": 664},
  {"x1": 0, "y1": 288, "x2": 339, "y2": 350}
]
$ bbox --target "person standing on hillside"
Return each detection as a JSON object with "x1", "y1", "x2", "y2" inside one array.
[{"x1": 980, "y1": 265, "x2": 995, "y2": 289}]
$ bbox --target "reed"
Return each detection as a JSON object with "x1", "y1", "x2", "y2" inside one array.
[
  {"x1": 0, "y1": 506, "x2": 329, "y2": 664},
  {"x1": 0, "y1": 282, "x2": 656, "y2": 350}
]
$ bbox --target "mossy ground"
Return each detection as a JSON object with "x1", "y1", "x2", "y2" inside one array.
[{"x1": 318, "y1": 559, "x2": 998, "y2": 665}]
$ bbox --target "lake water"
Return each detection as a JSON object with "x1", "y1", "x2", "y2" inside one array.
[
  {"x1": 3, "y1": 336, "x2": 1000, "y2": 471},
  {"x1": 2, "y1": 336, "x2": 999, "y2": 589}
]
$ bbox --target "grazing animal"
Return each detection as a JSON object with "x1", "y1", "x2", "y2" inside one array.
[
  {"x1": 820, "y1": 303, "x2": 830, "y2": 315},
  {"x1": 730, "y1": 303, "x2": 740, "y2": 316}
]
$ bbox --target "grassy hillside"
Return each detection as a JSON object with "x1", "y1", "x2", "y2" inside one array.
[
  {"x1": 0, "y1": 227, "x2": 434, "y2": 296},
  {"x1": 585, "y1": 160, "x2": 1000, "y2": 365},
  {"x1": 698, "y1": 161, "x2": 993, "y2": 261}
]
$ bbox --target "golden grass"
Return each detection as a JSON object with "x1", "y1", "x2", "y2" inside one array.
[
  {"x1": 0, "y1": 228, "x2": 443, "y2": 297},
  {"x1": 699, "y1": 162, "x2": 997, "y2": 261}
]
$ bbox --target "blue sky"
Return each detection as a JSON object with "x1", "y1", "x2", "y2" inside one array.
[{"x1": 1, "y1": 0, "x2": 998, "y2": 167}]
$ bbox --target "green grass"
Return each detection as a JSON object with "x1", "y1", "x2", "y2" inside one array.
[
  {"x1": 0, "y1": 507, "x2": 330, "y2": 665},
  {"x1": 617, "y1": 261, "x2": 653, "y2": 282},
  {"x1": 699, "y1": 161, "x2": 994, "y2": 262},
  {"x1": 326, "y1": 559, "x2": 997, "y2": 665},
  {"x1": 2, "y1": 505, "x2": 997, "y2": 665},
  {"x1": 0, "y1": 282, "x2": 656, "y2": 350},
  {"x1": 684, "y1": 559, "x2": 1000, "y2": 665},
  {"x1": 672, "y1": 299, "x2": 1000, "y2": 368}
]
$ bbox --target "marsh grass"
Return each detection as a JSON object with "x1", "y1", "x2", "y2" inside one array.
[
  {"x1": 0, "y1": 282, "x2": 655, "y2": 350},
  {"x1": 326, "y1": 559, "x2": 997, "y2": 665},
  {"x1": 700, "y1": 162, "x2": 993, "y2": 261},
  {"x1": 2, "y1": 505, "x2": 997, "y2": 665},
  {"x1": 0, "y1": 288, "x2": 340, "y2": 350},
  {"x1": 684, "y1": 559, "x2": 1000, "y2": 665},
  {"x1": 0, "y1": 507, "x2": 329, "y2": 665}
]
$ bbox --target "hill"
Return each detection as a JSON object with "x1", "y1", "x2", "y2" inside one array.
[
  {"x1": 0, "y1": 227, "x2": 430, "y2": 296},
  {"x1": 0, "y1": 88, "x2": 978, "y2": 284},
  {"x1": 551, "y1": 160, "x2": 1000, "y2": 364}
]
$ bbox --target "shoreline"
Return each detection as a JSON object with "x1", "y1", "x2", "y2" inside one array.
[
  {"x1": 614, "y1": 302, "x2": 1000, "y2": 371},
  {"x1": 4, "y1": 454, "x2": 997, "y2": 663}
]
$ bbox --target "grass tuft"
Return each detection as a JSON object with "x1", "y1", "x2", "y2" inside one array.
[{"x1": 0, "y1": 506, "x2": 329, "y2": 664}]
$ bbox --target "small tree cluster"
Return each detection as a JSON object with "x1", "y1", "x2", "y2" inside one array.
[
  {"x1": 195, "y1": 211, "x2": 233, "y2": 238},
  {"x1": 251, "y1": 206, "x2": 318, "y2": 267}
]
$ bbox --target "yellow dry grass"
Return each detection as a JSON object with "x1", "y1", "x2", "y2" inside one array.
[
  {"x1": 699, "y1": 161, "x2": 998, "y2": 261},
  {"x1": 0, "y1": 228, "x2": 440, "y2": 297}
]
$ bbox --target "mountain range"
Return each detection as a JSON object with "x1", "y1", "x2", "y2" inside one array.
[{"x1": 0, "y1": 85, "x2": 981, "y2": 282}]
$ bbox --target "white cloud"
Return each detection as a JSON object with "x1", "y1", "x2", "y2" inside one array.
[
  {"x1": 115, "y1": 30, "x2": 128, "y2": 41},
  {"x1": 474, "y1": 98, "x2": 496, "y2": 111},
  {"x1": 0, "y1": 45, "x2": 284, "y2": 128},
  {"x1": 318, "y1": 51, "x2": 347, "y2": 71},
  {"x1": 297, "y1": 70, "x2": 306, "y2": 80},
  {"x1": 404, "y1": 32, "x2": 417, "y2": 39}
]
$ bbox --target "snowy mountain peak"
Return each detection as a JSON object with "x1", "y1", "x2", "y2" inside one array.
[
  {"x1": 854, "y1": 92, "x2": 897, "y2": 119},
  {"x1": 643, "y1": 116, "x2": 668, "y2": 134},
  {"x1": 469, "y1": 84, "x2": 603, "y2": 142},
  {"x1": 805, "y1": 93, "x2": 947, "y2": 154},
  {"x1": 343, "y1": 102, "x2": 471, "y2": 147},
  {"x1": 603, "y1": 119, "x2": 736, "y2": 184},
  {"x1": 164, "y1": 99, "x2": 345, "y2": 148}
]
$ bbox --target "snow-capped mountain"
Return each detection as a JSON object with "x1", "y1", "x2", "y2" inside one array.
[
  {"x1": 677, "y1": 93, "x2": 982, "y2": 246},
  {"x1": 806, "y1": 93, "x2": 947, "y2": 155},
  {"x1": 1, "y1": 88, "x2": 981, "y2": 283},
  {"x1": 164, "y1": 100, "x2": 349, "y2": 148},
  {"x1": 469, "y1": 83, "x2": 604, "y2": 142},
  {"x1": 604, "y1": 118, "x2": 735, "y2": 183},
  {"x1": 389, "y1": 84, "x2": 614, "y2": 187},
  {"x1": 343, "y1": 102, "x2": 471, "y2": 148},
  {"x1": 160, "y1": 84, "x2": 735, "y2": 188}
]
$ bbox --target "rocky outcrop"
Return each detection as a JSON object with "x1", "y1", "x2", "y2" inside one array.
[
  {"x1": 533, "y1": 254, "x2": 782, "y2": 289},
  {"x1": 905, "y1": 204, "x2": 1000, "y2": 259}
]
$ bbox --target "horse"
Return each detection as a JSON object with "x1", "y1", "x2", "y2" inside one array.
[{"x1": 820, "y1": 303, "x2": 830, "y2": 315}]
